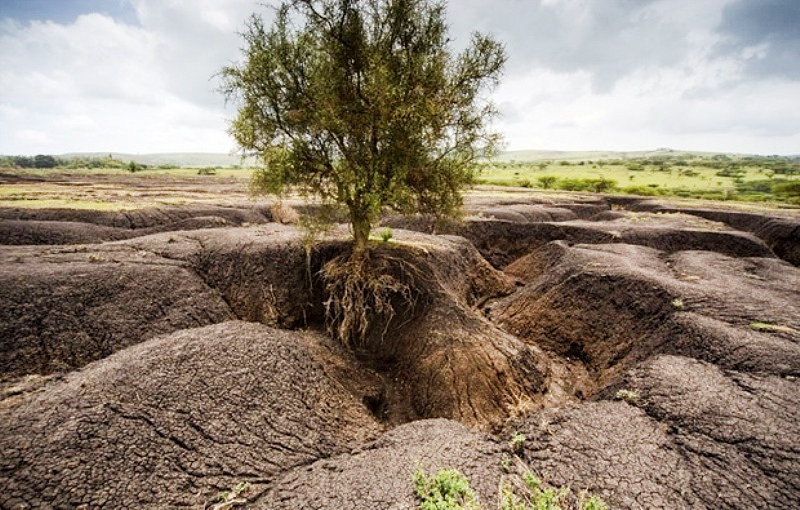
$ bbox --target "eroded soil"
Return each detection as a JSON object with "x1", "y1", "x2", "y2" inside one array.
[{"x1": 1, "y1": 171, "x2": 799, "y2": 509}]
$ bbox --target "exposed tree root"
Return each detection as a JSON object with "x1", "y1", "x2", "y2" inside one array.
[{"x1": 321, "y1": 248, "x2": 421, "y2": 350}]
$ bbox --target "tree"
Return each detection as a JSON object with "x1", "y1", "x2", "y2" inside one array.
[
  {"x1": 33, "y1": 155, "x2": 58, "y2": 168},
  {"x1": 536, "y1": 175, "x2": 556, "y2": 189},
  {"x1": 221, "y1": 0, "x2": 506, "y2": 254}
]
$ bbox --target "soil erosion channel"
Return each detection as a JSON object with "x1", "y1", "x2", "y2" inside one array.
[{"x1": 1, "y1": 187, "x2": 799, "y2": 508}]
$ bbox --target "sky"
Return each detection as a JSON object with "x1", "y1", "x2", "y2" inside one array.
[{"x1": 0, "y1": 0, "x2": 798, "y2": 155}]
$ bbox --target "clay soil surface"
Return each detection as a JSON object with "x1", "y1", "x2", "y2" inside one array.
[{"x1": 1, "y1": 170, "x2": 799, "y2": 509}]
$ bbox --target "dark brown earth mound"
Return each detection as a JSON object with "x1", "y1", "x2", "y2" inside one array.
[
  {"x1": 1, "y1": 190, "x2": 799, "y2": 508},
  {"x1": 0, "y1": 204, "x2": 272, "y2": 245},
  {"x1": 0, "y1": 245, "x2": 233, "y2": 376},
  {"x1": 493, "y1": 242, "x2": 800, "y2": 508},
  {"x1": 0, "y1": 321, "x2": 382, "y2": 509},
  {"x1": 0, "y1": 216, "x2": 241, "y2": 245},
  {"x1": 492, "y1": 242, "x2": 799, "y2": 384},
  {"x1": 509, "y1": 355, "x2": 799, "y2": 509},
  {"x1": 631, "y1": 202, "x2": 800, "y2": 265},
  {"x1": 1, "y1": 224, "x2": 550, "y2": 426},
  {"x1": 469, "y1": 203, "x2": 578, "y2": 222},
  {"x1": 384, "y1": 216, "x2": 618, "y2": 267},
  {"x1": 386, "y1": 210, "x2": 776, "y2": 268},
  {"x1": 0, "y1": 204, "x2": 270, "y2": 229},
  {"x1": 254, "y1": 419, "x2": 505, "y2": 508},
  {"x1": 336, "y1": 234, "x2": 550, "y2": 425},
  {"x1": 128, "y1": 225, "x2": 325, "y2": 329},
  {"x1": 0, "y1": 219, "x2": 133, "y2": 245},
  {"x1": 132, "y1": 226, "x2": 552, "y2": 425}
]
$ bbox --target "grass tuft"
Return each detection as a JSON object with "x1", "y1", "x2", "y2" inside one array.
[
  {"x1": 749, "y1": 322, "x2": 797, "y2": 335},
  {"x1": 414, "y1": 467, "x2": 482, "y2": 510}
]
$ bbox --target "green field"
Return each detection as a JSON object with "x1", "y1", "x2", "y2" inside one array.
[
  {"x1": 3, "y1": 150, "x2": 799, "y2": 206},
  {"x1": 477, "y1": 152, "x2": 800, "y2": 204}
]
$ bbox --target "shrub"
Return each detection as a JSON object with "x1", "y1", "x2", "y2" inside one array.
[
  {"x1": 510, "y1": 432, "x2": 526, "y2": 452},
  {"x1": 413, "y1": 467, "x2": 481, "y2": 510},
  {"x1": 413, "y1": 462, "x2": 609, "y2": 510},
  {"x1": 536, "y1": 176, "x2": 557, "y2": 189},
  {"x1": 197, "y1": 166, "x2": 218, "y2": 175},
  {"x1": 615, "y1": 389, "x2": 639, "y2": 402},
  {"x1": 556, "y1": 178, "x2": 617, "y2": 193},
  {"x1": 773, "y1": 181, "x2": 800, "y2": 202}
]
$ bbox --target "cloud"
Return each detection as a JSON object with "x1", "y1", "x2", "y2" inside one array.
[
  {"x1": 0, "y1": 0, "x2": 798, "y2": 155},
  {"x1": 472, "y1": 0, "x2": 800, "y2": 153},
  {"x1": 714, "y1": 0, "x2": 800, "y2": 80},
  {"x1": 0, "y1": 1, "x2": 267, "y2": 154}
]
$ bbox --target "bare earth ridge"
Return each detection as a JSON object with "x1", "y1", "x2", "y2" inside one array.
[{"x1": 1, "y1": 176, "x2": 799, "y2": 509}]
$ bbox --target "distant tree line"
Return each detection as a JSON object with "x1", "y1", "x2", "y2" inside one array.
[
  {"x1": 0, "y1": 154, "x2": 156, "y2": 172},
  {"x1": 0, "y1": 154, "x2": 63, "y2": 168}
]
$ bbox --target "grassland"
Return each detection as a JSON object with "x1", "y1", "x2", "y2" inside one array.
[
  {"x1": 476, "y1": 152, "x2": 800, "y2": 205},
  {"x1": 2, "y1": 149, "x2": 799, "y2": 207}
]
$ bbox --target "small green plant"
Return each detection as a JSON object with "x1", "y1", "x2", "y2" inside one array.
[
  {"x1": 749, "y1": 322, "x2": 797, "y2": 334},
  {"x1": 413, "y1": 466, "x2": 482, "y2": 510},
  {"x1": 381, "y1": 227, "x2": 393, "y2": 243},
  {"x1": 210, "y1": 481, "x2": 250, "y2": 510},
  {"x1": 614, "y1": 389, "x2": 639, "y2": 403},
  {"x1": 578, "y1": 492, "x2": 609, "y2": 510},
  {"x1": 510, "y1": 432, "x2": 526, "y2": 452},
  {"x1": 499, "y1": 467, "x2": 570, "y2": 510},
  {"x1": 197, "y1": 166, "x2": 218, "y2": 175},
  {"x1": 414, "y1": 460, "x2": 609, "y2": 510},
  {"x1": 671, "y1": 298, "x2": 684, "y2": 310}
]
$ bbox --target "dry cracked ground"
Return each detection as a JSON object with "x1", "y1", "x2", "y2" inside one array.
[{"x1": 1, "y1": 173, "x2": 799, "y2": 509}]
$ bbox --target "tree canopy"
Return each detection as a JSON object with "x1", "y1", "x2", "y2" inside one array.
[{"x1": 222, "y1": 0, "x2": 506, "y2": 252}]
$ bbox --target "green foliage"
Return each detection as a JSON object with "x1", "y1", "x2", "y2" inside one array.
[
  {"x1": 0, "y1": 154, "x2": 62, "y2": 168},
  {"x1": 380, "y1": 227, "x2": 393, "y2": 243},
  {"x1": 222, "y1": 0, "x2": 506, "y2": 252},
  {"x1": 476, "y1": 152, "x2": 800, "y2": 204},
  {"x1": 510, "y1": 432, "x2": 526, "y2": 452},
  {"x1": 578, "y1": 494, "x2": 609, "y2": 510},
  {"x1": 614, "y1": 389, "x2": 639, "y2": 402},
  {"x1": 556, "y1": 178, "x2": 617, "y2": 193},
  {"x1": 536, "y1": 175, "x2": 557, "y2": 189},
  {"x1": 413, "y1": 467, "x2": 482, "y2": 510},
  {"x1": 197, "y1": 166, "x2": 218, "y2": 175},
  {"x1": 499, "y1": 469, "x2": 570, "y2": 510},
  {"x1": 33, "y1": 154, "x2": 58, "y2": 168},
  {"x1": 413, "y1": 462, "x2": 609, "y2": 510},
  {"x1": 772, "y1": 181, "x2": 800, "y2": 203},
  {"x1": 210, "y1": 481, "x2": 251, "y2": 510},
  {"x1": 499, "y1": 464, "x2": 609, "y2": 510},
  {"x1": 749, "y1": 321, "x2": 797, "y2": 334},
  {"x1": 620, "y1": 185, "x2": 660, "y2": 196}
]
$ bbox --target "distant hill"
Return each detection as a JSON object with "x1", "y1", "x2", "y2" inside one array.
[
  {"x1": 492, "y1": 148, "x2": 726, "y2": 162},
  {"x1": 59, "y1": 152, "x2": 258, "y2": 167}
]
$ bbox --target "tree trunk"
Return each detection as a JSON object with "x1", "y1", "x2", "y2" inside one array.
[{"x1": 350, "y1": 209, "x2": 371, "y2": 256}]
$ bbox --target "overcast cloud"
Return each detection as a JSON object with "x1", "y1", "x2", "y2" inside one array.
[{"x1": 1, "y1": 0, "x2": 798, "y2": 155}]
